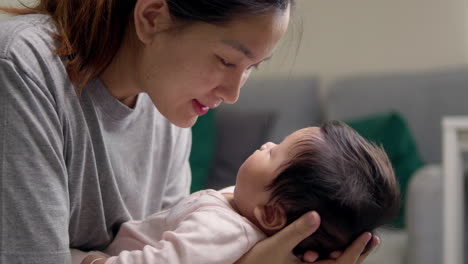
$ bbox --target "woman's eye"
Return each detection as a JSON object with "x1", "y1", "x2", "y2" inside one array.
[{"x1": 218, "y1": 56, "x2": 236, "y2": 68}]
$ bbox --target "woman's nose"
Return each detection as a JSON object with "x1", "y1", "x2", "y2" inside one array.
[
  {"x1": 217, "y1": 71, "x2": 250, "y2": 104},
  {"x1": 220, "y1": 84, "x2": 241, "y2": 104}
]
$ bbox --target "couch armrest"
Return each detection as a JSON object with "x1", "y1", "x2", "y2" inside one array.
[{"x1": 406, "y1": 164, "x2": 442, "y2": 264}]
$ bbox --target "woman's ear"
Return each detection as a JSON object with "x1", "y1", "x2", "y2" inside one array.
[
  {"x1": 253, "y1": 203, "x2": 287, "y2": 232},
  {"x1": 133, "y1": 0, "x2": 171, "y2": 44}
]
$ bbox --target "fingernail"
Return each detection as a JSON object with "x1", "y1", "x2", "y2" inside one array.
[
  {"x1": 375, "y1": 235, "x2": 381, "y2": 245},
  {"x1": 365, "y1": 232, "x2": 372, "y2": 243},
  {"x1": 307, "y1": 211, "x2": 318, "y2": 226},
  {"x1": 330, "y1": 251, "x2": 341, "y2": 259}
]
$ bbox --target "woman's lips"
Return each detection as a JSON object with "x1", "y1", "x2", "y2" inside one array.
[{"x1": 192, "y1": 99, "x2": 209, "y2": 116}]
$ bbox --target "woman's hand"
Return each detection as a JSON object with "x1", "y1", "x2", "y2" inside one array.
[
  {"x1": 235, "y1": 211, "x2": 379, "y2": 264},
  {"x1": 81, "y1": 255, "x2": 108, "y2": 264},
  {"x1": 313, "y1": 233, "x2": 380, "y2": 264},
  {"x1": 235, "y1": 211, "x2": 320, "y2": 264}
]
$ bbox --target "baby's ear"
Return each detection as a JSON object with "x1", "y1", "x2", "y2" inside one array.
[{"x1": 253, "y1": 203, "x2": 287, "y2": 232}]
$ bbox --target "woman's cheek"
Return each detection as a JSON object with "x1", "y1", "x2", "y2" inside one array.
[{"x1": 200, "y1": 60, "x2": 225, "y2": 84}]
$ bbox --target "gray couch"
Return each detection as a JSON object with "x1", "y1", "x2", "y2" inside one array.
[
  {"x1": 325, "y1": 67, "x2": 468, "y2": 264},
  {"x1": 205, "y1": 67, "x2": 468, "y2": 264}
]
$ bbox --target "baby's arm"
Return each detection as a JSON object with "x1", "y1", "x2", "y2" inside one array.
[{"x1": 101, "y1": 207, "x2": 263, "y2": 264}]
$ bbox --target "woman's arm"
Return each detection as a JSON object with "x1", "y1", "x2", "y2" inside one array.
[
  {"x1": 0, "y1": 58, "x2": 70, "y2": 263},
  {"x1": 235, "y1": 212, "x2": 379, "y2": 264}
]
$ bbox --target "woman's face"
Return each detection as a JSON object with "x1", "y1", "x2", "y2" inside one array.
[{"x1": 134, "y1": 8, "x2": 291, "y2": 128}]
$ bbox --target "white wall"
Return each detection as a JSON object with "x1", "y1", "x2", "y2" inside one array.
[
  {"x1": 0, "y1": 0, "x2": 35, "y2": 19},
  {"x1": 0, "y1": 0, "x2": 12, "y2": 20},
  {"x1": 465, "y1": 0, "x2": 468, "y2": 59},
  {"x1": 254, "y1": 0, "x2": 468, "y2": 83}
]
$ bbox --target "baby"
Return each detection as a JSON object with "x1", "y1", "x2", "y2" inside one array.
[{"x1": 85, "y1": 120, "x2": 400, "y2": 264}]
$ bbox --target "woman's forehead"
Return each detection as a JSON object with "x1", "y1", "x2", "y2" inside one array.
[{"x1": 217, "y1": 10, "x2": 290, "y2": 54}]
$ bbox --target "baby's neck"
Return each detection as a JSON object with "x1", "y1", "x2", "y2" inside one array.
[
  {"x1": 221, "y1": 193, "x2": 276, "y2": 236},
  {"x1": 221, "y1": 193, "x2": 241, "y2": 214}
]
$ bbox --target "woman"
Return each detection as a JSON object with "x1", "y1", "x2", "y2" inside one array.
[{"x1": 0, "y1": 0, "x2": 378, "y2": 263}]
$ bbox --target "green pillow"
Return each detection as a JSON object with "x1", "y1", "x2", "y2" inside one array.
[
  {"x1": 189, "y1": 110, "x2": 216, "y2": 193},
  {"x1": 346, "y1": 111, "x2": 424, "y2": 229}
]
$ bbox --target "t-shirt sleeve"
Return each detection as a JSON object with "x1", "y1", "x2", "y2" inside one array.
[
  {"x1": 105, "y1": 207, "x2": 255, "y2": 264},
  {"x1": 0, "y1": 58, "x2": 71, "y2": 263}
]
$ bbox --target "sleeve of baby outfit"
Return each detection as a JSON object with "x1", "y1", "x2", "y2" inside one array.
[
  {"x1": 0, "y1": 58, "x2": 71, "y2": 263},
  {"x1": 105, "y1": 207, "x2": 254, "y2": 264}
]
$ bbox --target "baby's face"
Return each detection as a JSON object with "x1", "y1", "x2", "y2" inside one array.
[{"x1": 233, "y1": 127, "x2": 321, "y2": 221}]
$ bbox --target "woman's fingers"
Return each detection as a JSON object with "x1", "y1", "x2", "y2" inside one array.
[
  {"x1": 234, "y1": 211, "x2": 321, "y2": 264},
  {"x1": 335, "y1": 232, "x2": 372, "y2": 264},
  {"x1": 271, "y1": 211, "x2": 321, "y2": 252},
  {"x1": 357, "y1": 235, "x2": 380, "y2": 264},
  {"x1": 329, "y1": 251, "x2": 342, "y2": 259},
  {"x1": 302, "y1": 251, "x2": 319, "y2": 263}
]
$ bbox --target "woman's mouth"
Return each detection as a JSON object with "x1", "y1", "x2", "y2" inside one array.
[{"x1": 192, "y1": 99, "x2": 209, "y2": 116}]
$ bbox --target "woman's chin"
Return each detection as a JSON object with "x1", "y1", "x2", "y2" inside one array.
[{"x1": 171, "y1": 116, "x2": 198, "y2": 128}]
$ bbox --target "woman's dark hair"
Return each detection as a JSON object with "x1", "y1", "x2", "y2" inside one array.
[
  {"x1": 0, "y1": 0, "x2": 294, "y2": 91},
  {"x1": 266, "y1": 120, "x2": 401, "y2": 259}
]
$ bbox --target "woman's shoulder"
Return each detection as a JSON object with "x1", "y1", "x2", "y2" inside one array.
[
  {"x1": 0, "y1": 14, "x2": 73, "y2": 98},
  {"x1": 0, "y1": 14, "x2": 56, "y2": 59},
  {"x1": 0, "y1": 14, "x2": 64, "y2": 83}
]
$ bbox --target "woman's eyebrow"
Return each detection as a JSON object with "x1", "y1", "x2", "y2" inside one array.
[
  {"x1": 222, "y1": 40, "x2": 254, "y2": 59},
  {"x1": 221, "y1": 40, "x2": 274, "y2": 62}
]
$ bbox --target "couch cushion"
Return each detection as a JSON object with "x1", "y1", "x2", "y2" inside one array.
[
  {"x1": 189, "y1": 110, "x2": 216, "y2": 193},
  {"x1": 204, "y1": 109, "x2": 277, "y2": 190},
  {"x1": 325, "y1": 67, "x2": 468, "y2": 164},
  {"x1": 220, "y1": 78, "x2": 322, "y2": 143}
]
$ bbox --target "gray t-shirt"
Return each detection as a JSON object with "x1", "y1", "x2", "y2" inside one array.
[{"x1": 0, "y1": 14, "x2": 191, "y2": 263}]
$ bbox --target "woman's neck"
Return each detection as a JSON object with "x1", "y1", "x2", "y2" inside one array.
[{"x1": 100, "y1": 23, "x2": 142, "y2": 108}]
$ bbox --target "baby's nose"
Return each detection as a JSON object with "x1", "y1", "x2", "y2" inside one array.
[{"x1": 260, "y1": 142, "x2": 276, "y2": 151}]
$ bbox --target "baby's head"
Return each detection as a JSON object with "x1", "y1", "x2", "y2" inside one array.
[{"x1": 233, "y1": 120, "x2": 400, "y2": 259}]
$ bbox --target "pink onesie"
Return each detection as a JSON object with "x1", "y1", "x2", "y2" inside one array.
[{"x1": 104, "y1": 188, "x2": 266, "y2": 264}]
